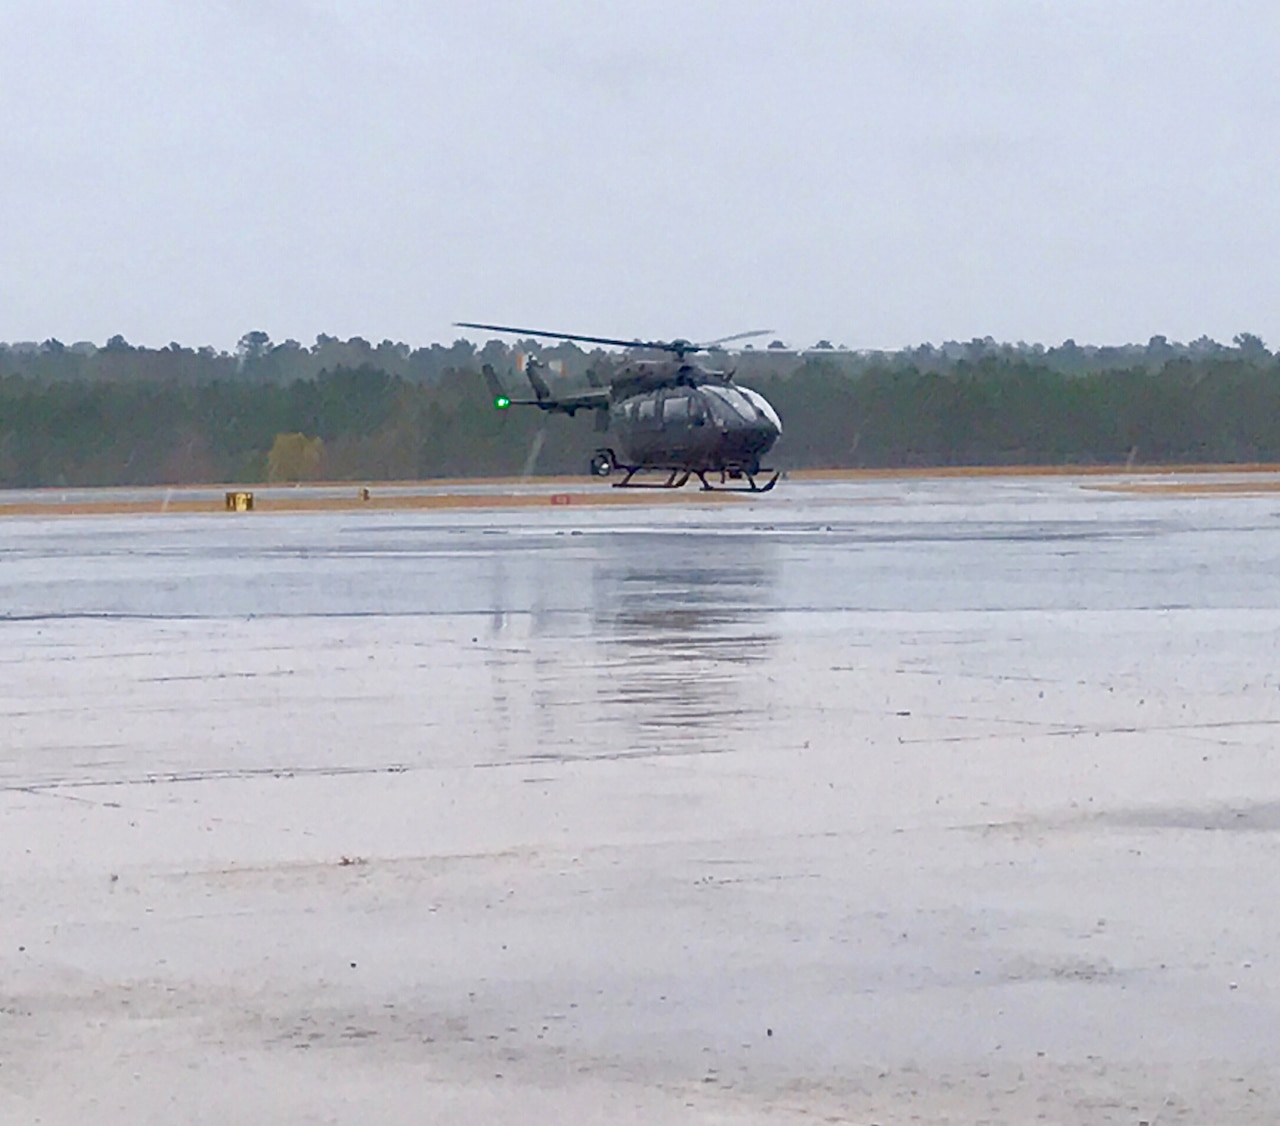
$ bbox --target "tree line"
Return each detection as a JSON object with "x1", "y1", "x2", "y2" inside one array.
[
  {"x1": 2, "y1": 332, "x2": 1279, "y2": 487},
  {"x1": 2, "y1": 329, "x2": 1273, "y2": 384}
]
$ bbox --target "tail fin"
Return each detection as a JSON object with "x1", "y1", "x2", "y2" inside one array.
[
  {"x1": 522, "y1": 357, "x2": 553, "y2": 402},
  {"x1": 481, "y1": 364, "x2": 506, "y2": 399}
]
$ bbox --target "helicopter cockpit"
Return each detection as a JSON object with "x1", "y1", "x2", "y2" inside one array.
[{"x1": 700, "y1": 384, "x2": 782, "y2": 433}]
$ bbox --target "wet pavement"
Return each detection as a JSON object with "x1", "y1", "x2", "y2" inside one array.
[{"x1": 4, "y1": 474, "x2": 1280, "y2": 1123}]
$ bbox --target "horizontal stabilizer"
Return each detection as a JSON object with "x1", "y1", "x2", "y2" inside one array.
[{"x1": 483, "y1": 362, "x2": 607, "y2": 415}]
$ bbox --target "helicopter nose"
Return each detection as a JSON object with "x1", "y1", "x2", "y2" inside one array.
[
  {"x1": 747, "y1": 415, "x2": 780, "y2": 457},
  {"x1": 736, "y1": 389, "x2": 782, "y2": 439}
]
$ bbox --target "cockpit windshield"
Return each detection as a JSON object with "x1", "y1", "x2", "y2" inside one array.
[
  {"x1": 737, "y1": 387, "x2": 782, "y2": 432},
  {"x1": 702, "y1": 384, "x2": 761, "y2": 424}
]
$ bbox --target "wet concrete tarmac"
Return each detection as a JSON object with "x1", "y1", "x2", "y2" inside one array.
[{"x1": 4, "y1": 474, "x2": 1280, "y2": 1123}]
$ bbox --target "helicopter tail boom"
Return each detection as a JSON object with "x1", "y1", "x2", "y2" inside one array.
[{"x1": 482, "y1": 363, "x2": 608, "y2": 416}]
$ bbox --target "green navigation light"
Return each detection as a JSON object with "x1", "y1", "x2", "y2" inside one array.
[{"x1": 494, "y1": 395, "x2": 511, "y2": 410}]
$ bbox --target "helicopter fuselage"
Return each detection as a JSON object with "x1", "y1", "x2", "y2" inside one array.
[
  {"x1": 463, "y1": 320, "x2": 784, "y2": 491},
  {"x1": 604, "y1": 361, "x2": 781, "y2": 476}
]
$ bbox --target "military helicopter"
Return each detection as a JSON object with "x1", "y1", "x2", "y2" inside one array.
[{"x1": 455, "y1": 321, "x2": 784, "y2": 492}]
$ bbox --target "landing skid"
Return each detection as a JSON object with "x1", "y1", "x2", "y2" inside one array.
[
  {"x1": 610, "y1": 466, "x2": 778, "y2": 492},
  {"x1": 696, "y1": 469, "x2": 779, "y2": 493},
  {"x1": 613, "y1": 467, "x2": 691, "y2": 489}
]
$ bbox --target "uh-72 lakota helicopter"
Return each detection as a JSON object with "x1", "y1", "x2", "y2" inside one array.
[{"x1": 456, "y1": 321, "x2": 784, "y2": 492}]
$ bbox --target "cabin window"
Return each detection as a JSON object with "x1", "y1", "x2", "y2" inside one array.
[
  {"x1": 637, "y1": 399, "x2": 656, "y2": 421},
  {"x1": 662, "y1": 396, "x2": 690, "y2": 422}
]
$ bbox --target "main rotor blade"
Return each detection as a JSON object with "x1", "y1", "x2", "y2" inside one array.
[
  {"x1": 698, "y1": 328, "x2": 776, "y2": 348},
  {"x1": 455, "y1": 322, "x2": 651, "y2": 351},
  {"x1": 458, "y1": 321, "x2": 779, "y2": 355}
]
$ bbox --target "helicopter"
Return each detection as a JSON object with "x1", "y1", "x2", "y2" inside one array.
[{"x1": 455, "y1": 321, "x2": 784, "y2": 492}]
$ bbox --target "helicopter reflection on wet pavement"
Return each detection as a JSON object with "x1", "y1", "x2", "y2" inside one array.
[
  {"x1": 591, "y1": 534, "x2": 779, "y2": 755},
  {"x1": 469, "y1": 526, "x2": 778, "y2": 766}
]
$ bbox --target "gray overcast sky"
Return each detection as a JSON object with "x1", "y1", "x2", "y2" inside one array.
[{"x1": 2, "y1": 1, "x2": 1277, "y2": 351}]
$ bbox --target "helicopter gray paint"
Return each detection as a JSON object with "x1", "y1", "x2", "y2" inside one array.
[
  {"x1": 470, "y1": 323, "x2": 783, "y2": 486},
  {"x1": 607, "y1": 376, "x2": 780, "y2": 475},
  {"x1": 3, "y1": 3, "x2": 1278, "y2": 350}
]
